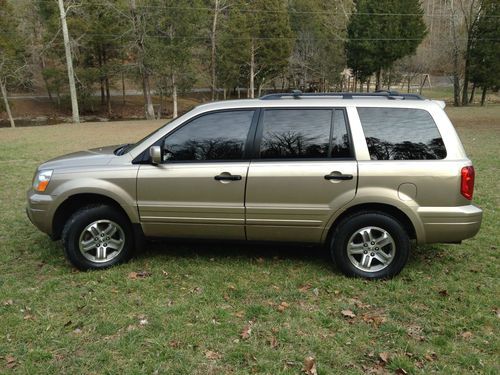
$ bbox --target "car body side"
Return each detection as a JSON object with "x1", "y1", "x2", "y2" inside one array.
[{"x1": 26, "y1": 98, "x2": 482, "y2": 247}]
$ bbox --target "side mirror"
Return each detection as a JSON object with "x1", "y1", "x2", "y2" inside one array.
[{"x1": 149, "y1": 146, "x2": 162, "y2": 165}]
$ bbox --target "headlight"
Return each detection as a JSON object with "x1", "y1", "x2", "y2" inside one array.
[{"x1": 33, "y1": 170, "x2": 53, "y2": 192}]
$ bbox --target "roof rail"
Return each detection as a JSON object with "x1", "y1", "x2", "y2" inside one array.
[{"x1": 259, "y1": 90, "x2": 425, "y2": 100}]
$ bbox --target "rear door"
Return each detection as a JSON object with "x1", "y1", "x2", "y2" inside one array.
[
  {"x1": 245, "y1": 108, "x2": 358, "y2": 243},
  {"x1": 137, "y1": 110, "x2": 257, "y2": 240}
]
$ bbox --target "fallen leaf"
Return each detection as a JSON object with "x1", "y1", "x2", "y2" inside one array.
[
  {"x1": 73, "y1": 328, "x2": 82, "y2": 334},
  {"x1": 256, "y1": 257, "x2": 265, "y2": 263},
  {"x1": 378, "y1": 352, "x2": 390, "y2": 364},
  {"x1": 269, "y1": 336, "x2": 278, "y2": 349},
  {"x1": 204, "y1": 350, "x2": 221, "y2": 360},
  {"x1": 312, "y1": 288, "x2": 319, "y2": 297},
  {"x1": 5, "y1": 355, "x2": 16, "y2": 369},
  {"x1": 341, "y1": 309, "x2": 356, "y2": 319},
  {"x1": 395, "y1": 368, "x2": 408, "y2": 375},
  {"x1": 234, "y1": 311, "x2": 244, "y2": 318},
  {"x1": 169, "y1": 340, "x2": 180, "y2": 348},
  {"x1": 139, "y1": 318, "x2": 148, "y2": 326},
  {"x1": 192, "y1": 287, "x2": 202, "y2": 294},
  {"x1": 126, "y1": 324, "x2": 137, "y2": 332},
  {"x1": 438, "y1": 289, "x2": 449, "y2": 297},
  {"x1": 162, "y1": 270, "x2": 169, "y2": 277},
  {"x1": 494, "y1": 307, "x2": 500, "y2": 319},
  {"x1": 406, "y1": 324, "x2": 425, "y2": 341},
  {"x1": 299, "y1": 284, "x2": 312, "y2": 292},
  {"x1": 3, "y1": 299, "x2": 13, "y2": 306},
  {"x1": 278, "y1": 302, "x2": 290, "y2": 312},
  {"x1": 63, "y1": 320, "x2": 72, "y2": 327},
  {"x1": 23, "y1": 314, "x2": 35, "y2": 321},
  {"x1": 128, "y1": 271, "x2": 151, "y2": 280},
  {"x1": 302, "y1": 356, "x2": 318, "y2": 375},
  {"x1": 349, "y1": 297, "x2": 371, "y2": 309},
  {"x1": 362, "y1": 310, "x2": 387, "y2": 327},
  {"x1": 241, "y1": 322, "x2": 253, "y2": 339},
  {"x1": 460, "y1": 331, "x2": 473, "y2": 340},
  {"x1": 424, "y1": 352, "x2": 437, "y2": 362}
]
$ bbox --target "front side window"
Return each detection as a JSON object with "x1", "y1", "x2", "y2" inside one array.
[
  {"x1": 259, "y1": 109, "x2": 351, "y2": 159},
  {"x1": 357, "y1": 108, "x2": 447, "y2": 160},
  {"x1": 163, "y1": 110, "x2": 254, "y2": 161}
]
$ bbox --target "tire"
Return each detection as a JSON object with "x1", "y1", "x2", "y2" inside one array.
[
  {"x1": 330, "y1": 211, "x2": 410, "y2": 279},
  {"x1": 62, "y1": 204, "x2": 134, "y2": 270}
]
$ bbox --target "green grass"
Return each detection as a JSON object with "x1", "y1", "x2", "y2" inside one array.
[{"x1": 0, "y1": 112, "x2": 499, "y2": 374}]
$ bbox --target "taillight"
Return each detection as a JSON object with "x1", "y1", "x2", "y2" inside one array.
[{"x1": 461, "y1": 166, "x2": 475, "y2": 200}]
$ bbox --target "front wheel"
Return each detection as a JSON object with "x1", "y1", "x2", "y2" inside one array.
[
  {"x1": 330, "y1": 212, "x2": 410, "y2": 279},
  {"x1": 62, "y1": 205, "x2": 134, "y2": 270}
]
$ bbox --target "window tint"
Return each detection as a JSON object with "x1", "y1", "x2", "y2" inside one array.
[
  {"x1": 260, "y1": 109, "x2": 333, "y2": 159},
  {"x1": 358, "y1": 108, "x2": 446, "y2": 160},
  {"x1": 163, "y1": 110, "x2": 254, "y2": 161}
]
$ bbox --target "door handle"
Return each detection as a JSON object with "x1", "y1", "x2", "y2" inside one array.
[
  {"x1": 324, "y1": 172, "x2": 353, "y2": 181},
  {"x1": 214, "y1": 174, "x2": 242, "y2": 181}
]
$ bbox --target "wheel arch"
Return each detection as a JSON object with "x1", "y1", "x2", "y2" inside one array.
[
  {"x1": 52, "y1": 193, "x2": 133, "y2": 240},
  {"x1": 323, "y1": 203, "x2": 418, "y2": 245}
]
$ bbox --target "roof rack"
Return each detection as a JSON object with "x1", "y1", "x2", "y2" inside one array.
[{"x1": 259, "y1": 90, "x2": 424, "y2": 100}]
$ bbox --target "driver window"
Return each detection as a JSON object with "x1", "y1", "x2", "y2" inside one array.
[{"x1": 162, "y1": 110, "x2": 255, "y2": 161}]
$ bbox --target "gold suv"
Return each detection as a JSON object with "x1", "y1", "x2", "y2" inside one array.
[{"x1": 26, "y1": 92, "x2": 482, "y2": 278}]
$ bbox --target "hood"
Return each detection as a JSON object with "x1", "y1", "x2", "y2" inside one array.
[{"x1": 38, "y1": 145, "x2": 120, "y2": 170}]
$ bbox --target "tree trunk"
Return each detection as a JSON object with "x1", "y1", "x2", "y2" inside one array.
[
  {"x1": 172, "y1": 72, "x2": 178, "y2": 119},
  {"x1": 142, "y1": 73, "x2": 154, "y2": 120},
  {"x1": 210, "y1": 0, "x2": 219, "y2": 101},
  {"x1": 375, "y1": 69, "x2": 382, "y2": 91},
  {"x1": 121, "y1": 69, "x2": 126, "y2": 105},
  {"x1": 249, "y1": 39, "x2": 255, "y2": 99},
  {"x1": 468, "y1": 82, "x2": 476, "y2": 104},
  {"x1": 366, "y1": 78, "x2": 371, "y2": 93},
  {"x1": 450, "y1": 2, "x2": 461, "y2": 107},
  {"x1": 0, "y1": 81, "x2": 15, "y2": 128},
  {"x1": 103, "y1": 49, "x2": 111, "y2": 116},
  {"x1": 98, "y1": 47, "x2": 105, "y2": 105},
  {"x1": 40, "y1": 56, "x2": 54, "y2": 103},
  {"x1": 131, "y1": 0, "x2": 154, "y2": 120},
  {"x1": 480, "y1": 86, "x2": 487, "y2": 106},
  {"x1": 57, "y1": 0, "x2": 80, "y2": 123},
  {"x1": 462, "y1": 35, "x2": 472, "y2": 106}
]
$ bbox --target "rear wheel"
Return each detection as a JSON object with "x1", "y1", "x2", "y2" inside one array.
[
  {"x1": 330, "y1": 211, "x2": 410, "y2": 279},
  {"x1": 62, "y1": 205, "x2": 134, "y2": 270}
]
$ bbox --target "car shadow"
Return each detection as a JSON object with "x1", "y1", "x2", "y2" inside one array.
[{"x1": 139, "y1": 239, "x2": 331, "y2": 266}]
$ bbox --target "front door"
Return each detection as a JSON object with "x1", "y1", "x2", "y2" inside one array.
[
  {"x1": 245, "y1": 108, "x2": 358, "y2": 243},
  {"x1": 137, "y1": 110, "x2": 257, "y2": 240}
]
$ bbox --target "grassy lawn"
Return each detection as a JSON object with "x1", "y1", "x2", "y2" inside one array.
[{"x1": 0, "y1": 108, "x2": 498, "y2": 374}]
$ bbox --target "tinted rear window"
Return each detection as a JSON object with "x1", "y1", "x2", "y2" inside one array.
[
  {"x1": 357, "y1": 108, "x2": 446, "y2": 160},
  {"x1": 259, "y1": 109, "x2": 352, "y2": 159}
]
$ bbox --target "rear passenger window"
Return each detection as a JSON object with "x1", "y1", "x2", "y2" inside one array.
[
  {"x1": 357, "y1": 108, "x2": 446, "y2": 160},
  {"x1": 259, "y1": 109, "x2": 351, "y2": 159}
]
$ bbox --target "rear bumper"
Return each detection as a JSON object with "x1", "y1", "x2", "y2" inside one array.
[
  {"x1": 417, "y1": 205, "x2": 482, "y2": 244},
  {"x1": 26, "y1": 189, "x2": 54, "y2": 236}
]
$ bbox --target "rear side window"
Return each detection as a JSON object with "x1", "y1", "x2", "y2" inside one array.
[
  {"x1": 259, "y1": 109, "x2": 351, "y2": 159},
  {"x1": 357, "y1": 108, "x2": 446, "y2": 160}
]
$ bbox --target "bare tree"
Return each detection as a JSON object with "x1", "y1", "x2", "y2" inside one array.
[{"x1": 57, "y1": 0, "x2": 80, "y2": 123}]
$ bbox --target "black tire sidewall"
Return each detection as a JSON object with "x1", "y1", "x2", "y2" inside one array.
[
  {"x1": 62, "y1": 205, "x2": 133, "y2": 270},
  {"x1": 331, "y1": 213, "x2": 410, "y2": 279}
]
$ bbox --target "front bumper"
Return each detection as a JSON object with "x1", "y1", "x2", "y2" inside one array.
[
  {"x1": 26, "y1": 189, "x2": 55, "y2": 236},
  {"x1": 418, "y1": 204, "x2": 483, "y2": 244}
]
